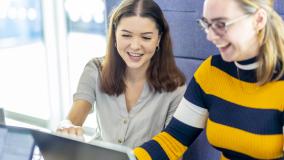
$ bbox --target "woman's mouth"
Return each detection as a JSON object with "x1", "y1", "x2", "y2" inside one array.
[
  {"x1": 217, "y1": 43, "x2": 231, "y2": 53},
  {"x1": 127, "y1": 52, "x2": 144, "y2": 61}
]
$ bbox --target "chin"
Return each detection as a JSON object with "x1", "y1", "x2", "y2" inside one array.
[
  {"x1": 222, "y1": 58, "x2": 234, "y2": 62},
  {"x1": 220, "y1": 51, "x2": 238, "y2": 62},
  {"x1": 126, "y1": 63, "x2": 142, "y2": 69}
]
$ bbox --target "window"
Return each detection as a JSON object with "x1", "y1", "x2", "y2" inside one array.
[
  {"x1": 0, "y1": 0, "x2": 49, "y2": 126},
  {"x1": 65, "y1": 0, "x2": 106, "y2": 97},
  {"x1": 0, "y1": 0, "x2": 107, "y2": 130}
]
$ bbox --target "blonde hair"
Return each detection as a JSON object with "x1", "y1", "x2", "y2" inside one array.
[{"x1": 239, "y1": 0, "x2": 284, "y2": 85}]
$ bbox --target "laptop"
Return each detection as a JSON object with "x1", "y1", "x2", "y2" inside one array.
[
  {"x1": 31, "y1": 129, "x2": 137, "y2": 160},
  {"x1": 0, "y1": 123, "x2": 136, "y2": 160},
  {"x1": 0, "y1": 125, "x2": 35, "y2": 160}
]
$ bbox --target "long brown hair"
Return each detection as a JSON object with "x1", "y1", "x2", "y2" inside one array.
[
  {"x1": 101, "y1": 0, "x2": 185, "y2": 96},
  {"x1": 238, "y1": 0, "x2": 284, "y2": 85}
]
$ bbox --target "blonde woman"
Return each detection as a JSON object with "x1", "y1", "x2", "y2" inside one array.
[{"x1": 134, "y1": 0, "x2": 284, "y2": 159}]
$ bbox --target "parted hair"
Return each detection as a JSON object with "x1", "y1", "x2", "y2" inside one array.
[
  {"x1": 100, "y1": 0, "x2": 185, "y2": 95},
  {"x1": 238, "y1": 0, "x2": 284, "y2": 85}
]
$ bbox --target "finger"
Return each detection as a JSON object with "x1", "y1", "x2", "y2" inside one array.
[
  {"x1": 75, "y1": 127, "x2": 84, "y2": 137},
  {"x1": 68, "y1": 127, "x2": 77, "y2": 136},
  {"x1": 56, "y1": 128, "x2": 71, "y2": 137},
  {"x1": 56, "y1": 128, "x2": 63, "y2": 133}
]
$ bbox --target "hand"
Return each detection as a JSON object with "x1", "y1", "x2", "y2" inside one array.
[{"x1": 56, "y1": 119, "x2": 85, "y2": 141}]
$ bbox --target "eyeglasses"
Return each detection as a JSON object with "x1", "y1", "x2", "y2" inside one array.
[{"x1": 197, "y1": 14, "x2": 250, "y2": 37}]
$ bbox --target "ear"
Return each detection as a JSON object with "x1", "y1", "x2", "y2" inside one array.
[{"x1": 254, "y1": 8, "x2": 267, "y2": 32}]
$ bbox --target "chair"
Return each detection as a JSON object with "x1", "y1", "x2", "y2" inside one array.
[{"x1": 275, "y1": 0, "x2": 284, "y2": 17}]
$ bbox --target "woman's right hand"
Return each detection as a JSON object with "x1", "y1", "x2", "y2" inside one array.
[
  {"x1": 56, "y1": 119, "x2": 85, "y2": 141},
  {"x1": 56, "y1": 100, "x2": 91, "y2": 141}
]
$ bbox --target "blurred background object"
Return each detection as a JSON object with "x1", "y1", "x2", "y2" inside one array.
[{"x1": 0, "y1": 0, "x2": 106, "y2": 131}]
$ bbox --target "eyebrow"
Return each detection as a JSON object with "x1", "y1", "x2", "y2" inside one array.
[
  {"x1": 120, "y1": 29, "x2": 131, "y2": 33},
  {"x1": 120, "y1": 29, "x2": 154, "y2": 35},
  {"x1": 202, "y1": 17, "x2": 228, "y2": 22}
]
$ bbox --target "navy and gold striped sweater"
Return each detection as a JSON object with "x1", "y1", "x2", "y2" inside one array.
[{"x1": 134, "y1": 55, "x2": 284, "y2": 160}]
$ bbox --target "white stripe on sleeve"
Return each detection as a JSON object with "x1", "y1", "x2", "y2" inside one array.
[{"x1": 174, "y1": 98, "x2": 208, "y2": 129}]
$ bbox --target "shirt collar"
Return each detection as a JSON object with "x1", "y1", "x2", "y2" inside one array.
[{"x1": 234, "y1": 57, "x2": 258, "y2": 70}]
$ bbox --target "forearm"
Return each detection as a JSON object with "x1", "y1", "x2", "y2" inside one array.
[
  {"x1": 134, "y1": 117, "x2": 203, "y2": 160},
  {"x1": 67, "y1": 100, "x2": 91, "y2": 126},
  {"x1": 134, "y1": 96, "x2": 208, "y2": 160}
]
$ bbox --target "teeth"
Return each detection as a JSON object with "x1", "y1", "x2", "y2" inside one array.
[
  {"x1": 216, "y1": 44, "x2": 229, "y2": 48},
  {"x1": 128, "y1": 52, "x2": 143, "y2": 57}
]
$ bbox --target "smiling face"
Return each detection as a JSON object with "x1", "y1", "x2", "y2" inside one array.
[
  {"x1": 203, "y1": 0, "x2": 260, "y2": 62},
  {"x1": 115, "y1": 16, "x2": 161, "y2": 71}
]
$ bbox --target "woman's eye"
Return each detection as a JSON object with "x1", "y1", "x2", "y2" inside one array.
[
  {"x1": 122, "y1": 34, "x2": 131, "y2": 37},
  {"x1": 142, "y1": 37, "x2": 151, "y2": 40},
  {"x1": 214, "y1": 21, "x2": 226, "y2": 29}
]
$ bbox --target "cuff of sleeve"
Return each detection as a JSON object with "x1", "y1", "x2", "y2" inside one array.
[
  {"x1": 58, "y1": 119, "x2": 76, "y2": 129},
  {"x1": 133, "y1": 147, "x2": 152, "y2": 160}
]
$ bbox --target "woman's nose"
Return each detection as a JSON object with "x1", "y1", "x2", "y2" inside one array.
[{"x1": 130, "y1": 38, "x2": 141, "y2": 50}]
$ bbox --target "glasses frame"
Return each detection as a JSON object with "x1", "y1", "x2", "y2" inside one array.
[{"x1": 197, "y1": 14, "x2": 250, "y2": 37}]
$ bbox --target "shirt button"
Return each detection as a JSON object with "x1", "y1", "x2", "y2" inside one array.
[
  {"x1": 118, "y1": 139, "x2": 123, "y2": 144},
  {"x1": 123, "y1": 119, "x2": 128, "y2": 124}
]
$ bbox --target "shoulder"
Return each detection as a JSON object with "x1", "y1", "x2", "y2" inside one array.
[
  {"x1": 194, "y1": 55, "x2": 214, "y2": 78},
  {"x1": 171, "y1": 84, "x2": 187, "y2": 95},
  {"x1": 90, "y1": 57, "x2": 104, "y2": 70},
  {"x1": 177, "y1": 84, "x2": 187, "y2": 93},
  {"x1": 195, "y1": 54, "x2": 235, "y2": 78},
  {"x1": 162, "y1": 84, "x2": 186, "y2": 98},
  {"x1": 84, "y1": 57, "x2": 104, "y2": 73},
  {"x1": 79, "y1": 57, "x2": 104, "y2": 81},
  {"x1": 196, "y1": 54, "x2": 221, "y2": 72}
]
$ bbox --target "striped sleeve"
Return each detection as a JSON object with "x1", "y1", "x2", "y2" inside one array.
[
  {"x1": 175, "y1": 76, "x2": 209, "y2": 128},
  {"x1": 134, "y1": 74, "x2": 209, "y2": 160},
  {"x1": 134, "y1": 118, "x2": 203, "y2": 160}
]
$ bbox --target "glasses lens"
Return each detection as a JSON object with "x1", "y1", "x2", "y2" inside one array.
[
  {"x1": 197, "y1": 18, "x2": 228, "y2": 36},
  {"x1": 211, "y1": 21, "x2": 226, "y2": 36}
]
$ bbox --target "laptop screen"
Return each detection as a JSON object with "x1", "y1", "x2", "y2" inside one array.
[
  {"x1": 0, "y1": 123, "x2": 136, "y2": 160},
  {"x1": 32, "y1": 129, "x2": 136, "y2": 160},
  {"x1": 0, "y1": 125, "x2": 35, "y2": 160}
]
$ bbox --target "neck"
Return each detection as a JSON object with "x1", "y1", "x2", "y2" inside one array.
[{"x1": 125, "y1": 68, "x2": 147, "y2": 83}]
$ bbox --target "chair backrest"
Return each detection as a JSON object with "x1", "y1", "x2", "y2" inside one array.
[
  {"x1": 275, "y1": 0, "x2": 284, "y2": 17},
  {"x1": 154, "y1": 0, "x2": 217, "y2": 83}
]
